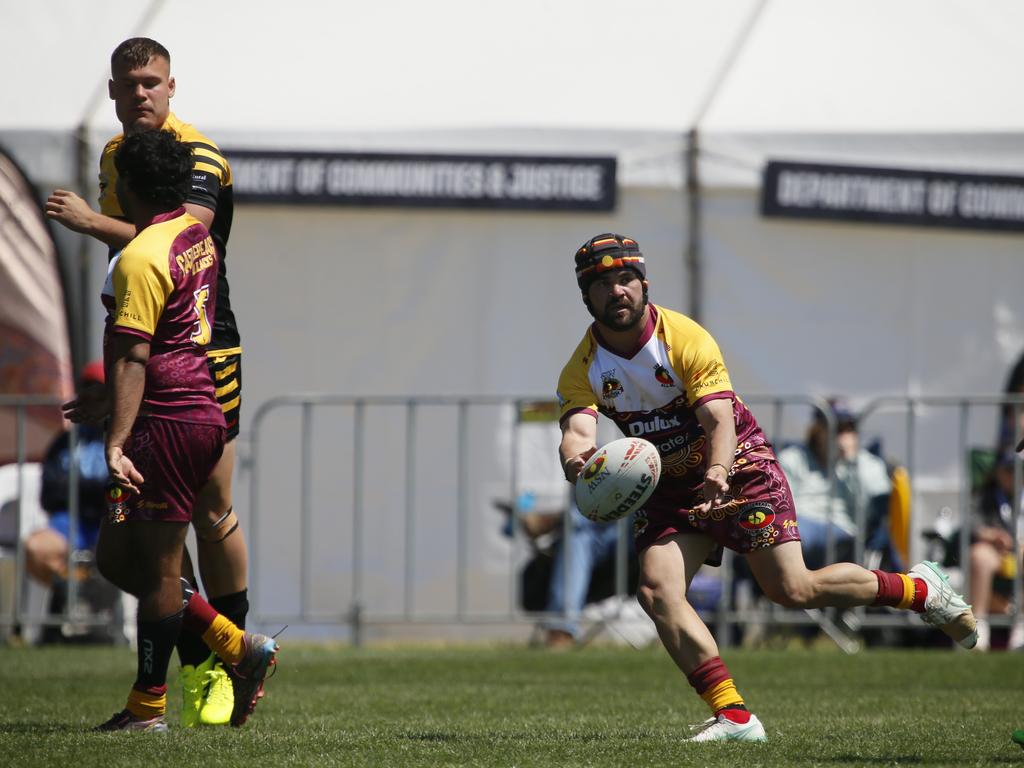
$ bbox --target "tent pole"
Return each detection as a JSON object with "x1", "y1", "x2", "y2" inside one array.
[
  {"x1": 685, "y1": 128, "x2": 702, "y2": 322},
  {"x1": 73, "y1": 124, "x2": 92, "y2": 368},
  {"x1": 684, "y1": 0, "x2": 767, "y2": 322}
]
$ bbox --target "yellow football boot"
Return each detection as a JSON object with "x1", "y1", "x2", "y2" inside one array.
[{"x1": 199, "y1": 659, "x2": 234, "y2": 726}]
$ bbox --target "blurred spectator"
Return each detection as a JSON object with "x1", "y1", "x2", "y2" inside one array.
[
  {"x1": 499, "y1": 493, "x2": 636, "y2": 649},
  {"x1": 23, "y1": 361, "x2": 110, "y2": 641},
  {"x1": 959, "y1": 451, "x2": 1022, "y2": 651},
  {"x1": 777, "y1": 401, "x2": 894, "y2": 570},
  {"x1": 541, "y1": 504, "x2": 629, "y2": 648},
  {"x1": 997, "y1": 351, "x2": 1024, "y2": 454},
  {"x1": 945, "y1": 350, "x2": 1024, "y2": 651}
]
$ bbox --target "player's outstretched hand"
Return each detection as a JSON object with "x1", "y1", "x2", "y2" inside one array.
[
  {"x1": 106, "y1": 446, "x2": 144, "y2": 494},
  {"x1": 562, "y1": 447, "x2": 597, "y2": 483},
  {"x1": 62, "y1": 382, "x2": 110, "y2": 425},
  {"x1": 45, "y1": 189, "x2": 96, "y2": 234}
]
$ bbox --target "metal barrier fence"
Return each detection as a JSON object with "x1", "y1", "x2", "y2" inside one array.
[
  {"x1": 2, "y1": 393, "x2": 1022, "y2": 650},
  {"x1": 0, "y1": 395, "x2": 113, "y2": 637},
  {"x1": 245, "y1": 393, "x2": 1024, "y2": 649}
]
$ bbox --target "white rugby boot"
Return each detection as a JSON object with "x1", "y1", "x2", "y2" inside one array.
[
  {"x1": 687, "y1": 712, "x2": 767, "y2": 743},
  {"x1": 909, "y1": 561, "x2": 978, "y2": 649}
]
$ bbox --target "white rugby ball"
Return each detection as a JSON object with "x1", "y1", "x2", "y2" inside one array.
[{"x1": 575, "y1": 437, "x2": 661, "y2": 523}]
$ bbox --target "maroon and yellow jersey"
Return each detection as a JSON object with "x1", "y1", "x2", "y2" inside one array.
[
  {"x1": 102, "y1": 207, "x2": 225, "y2": 427},
  {"x1": 99, "y1": 112, "x2": 239, "y2": 353},
  {"x1": 556, "y1": 304, "x2": 771, "y2": 509}
]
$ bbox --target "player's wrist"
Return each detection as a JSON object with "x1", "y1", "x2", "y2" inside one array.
[
  {"x1": 76, "y1": 207, "x2": 101, "y2": 237},
  {"x1": 704, "y1": 462, "x2": 729, "y2": 477}
]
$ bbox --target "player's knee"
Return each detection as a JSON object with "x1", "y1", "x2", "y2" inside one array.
[
  {"x1": 23, "y1": 533, "x2": 47, "y2": 566},
  {"x1": 763, "y1": 578, "x2": 815, "y2": 609},
  {"x1": 970, "y1": 541, "x2": 1000, "y2": 572},
  {"x1": 637, "y1": 579, "x2": 683, "y2": 619},
  {"x1": 193, "y1": 507, "x2": 241, "y2": 543},
  {"x1": 637, "y1": 583, "x2": 658, "y2": 616}
]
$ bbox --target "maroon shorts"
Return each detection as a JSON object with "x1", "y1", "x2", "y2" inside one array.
[
  {"x1": 110, "y1": 416, "x2": 225, "y2": 523},
  {"x1": 632, "y1": 453, "x2": 801, "y2": 563}
]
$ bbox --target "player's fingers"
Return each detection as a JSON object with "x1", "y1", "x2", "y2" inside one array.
[{"x1": 112, "y1": 468, "x2": 139, "y2": 495}]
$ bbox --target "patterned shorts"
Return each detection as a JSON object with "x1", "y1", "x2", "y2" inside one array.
[
  {"x1": 632, "y1": 455, "x2": 801, "y2": 563},
  {"x1": 109, "y1": 417, "x2": 226, "y2": 524}
]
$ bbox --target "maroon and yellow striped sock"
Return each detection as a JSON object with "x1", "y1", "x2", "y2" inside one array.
[
  {"x1": 182, "y1": 593, "x2": 246, "y2": 665},
  {"x1": 687, "y1": 656, "x2": 748, "y2": 720},
  {"x1": 126, "y1": 684, "x2": 167, "y2": 720},
  {"x1": 872, "y1": 570, "x2": 928, "y2": 612}
]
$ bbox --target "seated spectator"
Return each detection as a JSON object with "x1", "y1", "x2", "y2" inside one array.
[
  {"x1": 498, "y1": 407, "x2": 640, "y2": 648},
  {"x1": 499, "y1": 493, "x2": 636, "y2": 649},
  {"x1": 777, "y1": 401, "x2": 893, "y2": 570},
  {"x1": 997, "y1": 351, "x2": 1024, "y2": 455},
  {"x1": 541, "y1": 504, "x2": 630, "y2": 648},
  {"x1": 960, "y1": 451, "x2": 1022, "y2": 651},
  {"x1": 23, "y1": 361, "x2": 109, "y2": 640}
]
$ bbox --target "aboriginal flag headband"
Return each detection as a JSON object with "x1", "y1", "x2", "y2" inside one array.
[{"x1": 574, "y1": 233, "x2": 646, "y2": 291}]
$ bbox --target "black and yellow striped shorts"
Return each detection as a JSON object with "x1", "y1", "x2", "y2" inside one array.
[{"x1": 206, "y1": 349, "x2": 242, "y2": 440}]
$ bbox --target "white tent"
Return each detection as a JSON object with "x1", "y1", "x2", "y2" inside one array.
[
  {"x1": 4, "y1": 0, "x2": 1024, "y2": 632},
  {"x1": 5, "y1": 0, "x2": 1023, "y2": 400}
]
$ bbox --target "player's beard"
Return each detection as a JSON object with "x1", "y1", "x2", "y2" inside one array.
[{"x1": 598, "y1": 294, "x2": 645, "y2": 331}]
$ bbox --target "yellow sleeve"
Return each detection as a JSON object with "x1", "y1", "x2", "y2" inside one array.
[
  {"x1": 112, "y1": 240, "x2": 173, "y2": 337},
  {"x1": 667, "y1": 314, "x2": 733, "y2": 404},
  {"x1": 556, "y1": 335, "x2": 599, "y2": 421},
  {"x1": 98, "y1": 137, "x2": 125, "y2": 217}
]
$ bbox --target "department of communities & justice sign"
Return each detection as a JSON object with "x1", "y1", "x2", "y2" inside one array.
[
  {"x1": 761, "y1": 160, "x2": 1024, "y2": 232},
  {"x1": 227, "y1": 150, "x2": 616, "y2": 212}
]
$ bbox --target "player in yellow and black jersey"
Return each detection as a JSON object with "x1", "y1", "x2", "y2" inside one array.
[
  {"x1": 97, "y1": 112, "x2": 241, "y2": 363},
  {"x1": 46, "y1": 37, "x2": 250, "y2": 729}
]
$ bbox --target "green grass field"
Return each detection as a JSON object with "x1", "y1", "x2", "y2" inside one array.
[{"x1": 1, "y1": 643, "x2": 1022, "y2": 767}]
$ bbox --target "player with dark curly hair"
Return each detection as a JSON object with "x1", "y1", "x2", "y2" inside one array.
[
  {"x1": 112, "y1": 128, "x2": 193, "y2": 208},
  {"x1": 46, "y1": 37, "x2": 253, "y2": 728},
  {"x1": 63, "y1": 129, "x2": 277, "y2": 732}
]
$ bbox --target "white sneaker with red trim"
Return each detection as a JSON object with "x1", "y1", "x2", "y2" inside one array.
[{"x1": 687, "y1": 713, "x2": 766, "y2": 743}]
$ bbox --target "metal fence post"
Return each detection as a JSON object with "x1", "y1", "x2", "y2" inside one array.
[
  {"x1": 351, "y1": 400, "x2": 365, "y2": 646},
  {"x1": 404, "y1": 401, "x2": 417, "y2": 620}
]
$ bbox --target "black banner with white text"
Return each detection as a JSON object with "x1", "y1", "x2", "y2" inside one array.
[
  {"x1": 761, "y1": 160, "x2": 1024, "y2": 232},
  {"x1": 227, "y1": 149, "x2": 617, "y2": 211}
]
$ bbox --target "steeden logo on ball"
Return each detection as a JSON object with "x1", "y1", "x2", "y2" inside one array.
[{"x1": 575, "y1": 437, "x2": 661, "y2": 523}]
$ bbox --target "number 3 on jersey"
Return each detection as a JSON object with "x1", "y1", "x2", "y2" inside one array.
[{"x1": 191, "y1": 284, "x2": 212, "y2": 345}]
